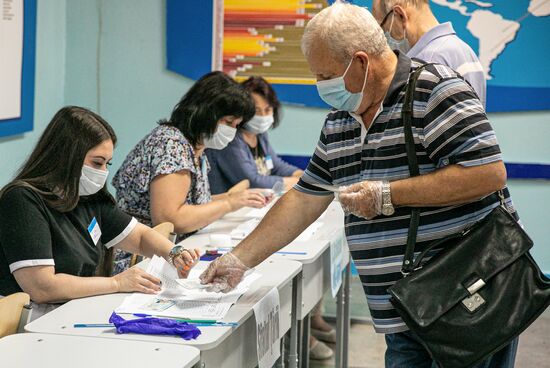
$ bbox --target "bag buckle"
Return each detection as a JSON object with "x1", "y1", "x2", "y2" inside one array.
[
  {"x1": 462, "y1": 293, "x2": 485, "y2": 312},
  {"x1": 462, "y1": 279, "x2": 486, "y2": 312},
  {"x1": 400, "y1": 265, "x2": 422, "y2": 277}
]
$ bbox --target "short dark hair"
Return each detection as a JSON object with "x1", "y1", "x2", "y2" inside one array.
[
  {"x1": 241, "y1": 76, "x2": 281, "y2": 128},
  {"x1": 161, "y1": 71, "x2": 255, "y2": 146},
  {"x1": 1, "y1": 106, "x2": 117, "y2": 212}
]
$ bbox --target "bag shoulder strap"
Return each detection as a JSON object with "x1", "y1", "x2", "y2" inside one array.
[{"x1": 401, "y1": 63, "x2": 433, "y2": 275}]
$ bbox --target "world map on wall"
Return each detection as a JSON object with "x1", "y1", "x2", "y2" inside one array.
[{"x1": 166, "y1": 0, "x2": 550, "y2": 112}]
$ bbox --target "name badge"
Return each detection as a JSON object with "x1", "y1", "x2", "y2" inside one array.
[
  {"x1": 265, "y1": 155, "x2": 274, "y2": 170},
  {"x1": 87, "y1": 217, "x2": 102, "y2": 245},
  {"x1": 201, "y1": 155, "x2": 208, "y2": 178}
]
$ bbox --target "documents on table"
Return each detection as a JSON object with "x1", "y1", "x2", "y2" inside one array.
[
  {"x1": 230, "y1": 218, "x2": 324, "y2": 242},
  {"x1": 253, "y1": 288, "x2": 281, "y2": 368},
  {"x1": 115, "y1": 256, "x2": 260, "y2": 320},
  {"x1": 245, "y1": 197, "x2": 278, "y2": 218}
]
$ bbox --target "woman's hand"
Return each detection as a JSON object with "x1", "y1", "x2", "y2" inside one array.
[
  {"x1": 226, "y1": 189, "x2": 268, "y2": 211},
  {"x1": 112, "y1": 267, "x2": 162, "y2": 294},
  {"x1": 172, "y1": 248, "x2": 201, "y2": 278}
]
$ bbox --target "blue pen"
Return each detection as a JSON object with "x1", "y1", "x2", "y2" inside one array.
[
  {"x1": 194, "y1": 322, "x2": 238, "y2": 327},
  {"x1": 273, "y1": 251, "x2": 307, "y2": 255},
  {"x1": 74, "y1": 323, "x2": 114, "y2": 328},
  {"x1": 133, "y1": 313, "x2": 153, "y2": 318}
]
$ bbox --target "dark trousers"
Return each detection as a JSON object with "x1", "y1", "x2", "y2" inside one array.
[{"x1": 385, "y1": 330, "x2": 518, "y2": 368}]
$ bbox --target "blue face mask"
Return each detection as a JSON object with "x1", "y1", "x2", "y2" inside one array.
[
  {"x1": 316, "y1": 57, "x2": 369, "y2": 112},
  {"x1": 384, "y1": 13, "x2": 411, "y2": 54}
]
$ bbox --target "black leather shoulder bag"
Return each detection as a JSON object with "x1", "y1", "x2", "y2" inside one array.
[{"x1": 387, "y1": 65, "x2": 550, "y2": 368}]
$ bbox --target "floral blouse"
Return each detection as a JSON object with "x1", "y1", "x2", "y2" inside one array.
[{"x1": 112, "y1": 124, "x2": 211, "y2": 228}]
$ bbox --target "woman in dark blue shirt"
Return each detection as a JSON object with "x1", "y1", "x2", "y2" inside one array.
[{"x1": 207, "y1": 76, "x2": 303, "y2": 195}]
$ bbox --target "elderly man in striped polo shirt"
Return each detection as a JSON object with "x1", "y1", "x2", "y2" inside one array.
[
  {"x1": 200, "y1": 1, "x2": 518, "y2": 367},
  {"x1": 372, "y1": 0, "x2": 486, "y2": 106}
]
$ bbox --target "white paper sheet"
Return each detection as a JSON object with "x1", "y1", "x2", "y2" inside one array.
[
  {"x1": 230, "y1": 218, "x2": 323, "y2": 242},
  {"x1": 245, "y1": 199, "x2": 277, "y2": 218},
  {"x1": 0, "y1": 0, "x2": 23, "y2": 120},
  {"x1": 115, "y1": 256, "x2": 260, "y2": 319}
]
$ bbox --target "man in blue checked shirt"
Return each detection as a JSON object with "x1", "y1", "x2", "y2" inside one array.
[{"x1": 200, "y1": 2, "x2": 518, "y2": 367}]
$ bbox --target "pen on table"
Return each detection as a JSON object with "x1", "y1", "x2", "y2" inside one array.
[
  {"x1": 73, "y1": 321, "x2": 238, "y2": 328},
  {"x1": 133, "y1": 314, "x2": 216, "y2": 323},
  {"x1": 133, "y1": 314, "x2": 237, "y2": 325},
  {"x1": 74, "y1": 323, "x2": 114, "y2": 328}
]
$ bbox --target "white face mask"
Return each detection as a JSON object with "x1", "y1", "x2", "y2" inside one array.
[
  {"x1": 203, "y1": 123, "x2": 237, "y2": 150},
  {"x1": 244, "y1": 114, "x2": 274, "y2": 135},
  {"x1": 79, "y1": 165, "x2": 109, "y2": 196},
  {"x1": 385, "y1": 13, "x2": 411, "y2": 54},
  {"x1": 316, "y1": 56, "x2": 369, "y2": 112}
]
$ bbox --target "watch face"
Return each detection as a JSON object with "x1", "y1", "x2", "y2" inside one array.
[{"x1": 382, "y1": 205, "x2": 395, "y2": 216}]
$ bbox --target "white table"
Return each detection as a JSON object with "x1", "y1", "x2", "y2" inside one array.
[
  {"x1": 0, "y1": 333, "x2": 200, "y2": 368},
  {"x1": 183, "y1": 201, "x2": 351, "y2": 368},
  {"x1": 25, "y1": 259, "x2": 302, "y2": 368}
]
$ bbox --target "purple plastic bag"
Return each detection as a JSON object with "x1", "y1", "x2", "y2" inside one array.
[{"x1": 109, "y1": 312, "x2": 201, "y2": 340}]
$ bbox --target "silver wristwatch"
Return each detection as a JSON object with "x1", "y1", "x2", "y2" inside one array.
[{"x1": 381, "y1": 181, "x2": 395, "y2": 216}]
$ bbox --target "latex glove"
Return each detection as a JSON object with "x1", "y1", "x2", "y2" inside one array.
[
  {"x1": 338, "y1": 181, "x2": 384, "y2": 219},
  {"x1": 199, "y1": 252, "x2": 250, "y2": 293}
]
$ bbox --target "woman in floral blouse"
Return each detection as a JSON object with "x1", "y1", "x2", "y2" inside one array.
[{"x1": 112, "y1": 72, "x2": 269, "y2": 253}]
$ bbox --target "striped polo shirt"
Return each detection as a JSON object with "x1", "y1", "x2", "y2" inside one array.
[{"x1": 295, "y1": 52, "x2": 516, "y2": 334}]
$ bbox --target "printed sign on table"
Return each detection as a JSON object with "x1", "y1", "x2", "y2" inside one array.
[{"x1": 253, "y1": 287, "x2": 281, "y2": 368}]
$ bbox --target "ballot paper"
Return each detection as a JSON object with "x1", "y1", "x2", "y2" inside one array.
[
  {"x1": 230, "y1": 218, "x2": 323, "y2": 242},
  {"x1": 115, "y1": 256, "x2": 260, "y2": 319},
  {"x1": 245, "y1": 197, "x2": 278, "y2": 218}
]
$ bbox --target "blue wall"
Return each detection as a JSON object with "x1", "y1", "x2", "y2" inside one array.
[
  {"x1": 0, "y1": 0, "x2": 66, "y2": 182},
  {"x1": 2, "y1": 0, "x2": 549, "y2": 271}
]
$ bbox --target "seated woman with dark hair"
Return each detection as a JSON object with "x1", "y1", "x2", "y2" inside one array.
[
  {"x1": 206, "y1": 76, "x2": 303, "y2": 195},
  {"x1": 112, "y1": 72, "x2": 269, "y2": 243},
  {"x1": 0, "y1": 106, "x2": 199, "y2": 318}
]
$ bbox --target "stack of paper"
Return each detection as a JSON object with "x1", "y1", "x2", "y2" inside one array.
[{"x1": 115, "y1": 256, "x2": 260, "y2": 320}]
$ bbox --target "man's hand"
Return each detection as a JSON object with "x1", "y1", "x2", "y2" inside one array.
[
  {"x1": 199, "y1": 252, "x2": 250, "y2": 292},
  {"x1": 338, "y1": 181, "x2": 383, "y2": 219}
]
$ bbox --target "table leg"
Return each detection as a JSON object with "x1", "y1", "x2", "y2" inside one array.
[
  {"x1": 288, "y1": 271, "x2": 302, "y2": 368},
  {"x1": 335, "y1": 272, "x2": 345, "y2": 368},
  {"x1": 342, "y1": 263, "x2": 351, "y2": 368},
  {"x1": 276, "y1": 335, "x2": 286, "y2": 368},
  {"x1": 299, "y1": 313, "x2": 310, "y2": 368}
]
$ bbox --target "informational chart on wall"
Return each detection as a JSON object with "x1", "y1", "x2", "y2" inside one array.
[
  {"x1": 166, "y1": 0, "x2": 549, "y2": 112},
  {"x1": 0, "y1": 0, "x2": 36, "y2": 137}
]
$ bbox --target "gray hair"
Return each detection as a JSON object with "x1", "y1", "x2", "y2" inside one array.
[
  {"x1": 380, "y1": 0, "x2": 429, "y2": 15},
  {"x1": 301, "y1": 1, "x2": 389, "y2": 63}
]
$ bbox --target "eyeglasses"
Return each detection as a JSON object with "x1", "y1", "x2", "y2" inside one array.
[{"x1": 379, "y1": 9, "x2": 394, "y2": 28}]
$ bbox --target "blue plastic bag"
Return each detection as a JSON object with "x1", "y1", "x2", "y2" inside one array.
[{"x1": 109, "y1": 312, "x2": 201, "y2": 340}]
